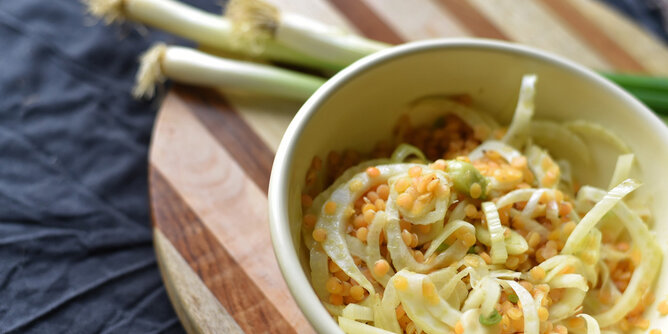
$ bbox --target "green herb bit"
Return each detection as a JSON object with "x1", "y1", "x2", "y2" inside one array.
[
  {"x1": 436, "y1": 243, "x2": 449, "y2": 253},
  {"x1": 467, "y1": 245, "x2": 478, "y2": 254},
  {"x1": 479, "y1": 309, "x2": 502, "y2": 326},
  {"x1": 446, "y1": 160, "x2": 488, "y2": 199},
  {"x1": 432, "y1": 116, "x2": 446, "y2": 129},
  {"x1": 507, "y1": 293, "x2": 519, "y2": 304}
]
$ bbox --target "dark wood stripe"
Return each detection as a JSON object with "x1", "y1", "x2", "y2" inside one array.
[
  {"x1": 172, "y1": 85, "x2": 274, "y2": 193},
  {"x1": 537, "y1": 0, "x2": 646, "y2": 72},
  {"x1": 149, "y1": 166, "x2": 296, "y2": 334},
  {"x1": 326, "y1": 0, "x2": 404, "y2": 44},
  {"x1": 433, "y1": 0, "x2": 510, "y2": 40}
]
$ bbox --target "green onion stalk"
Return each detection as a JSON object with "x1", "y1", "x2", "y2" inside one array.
[
  {"x1": 84, "y1": 0, "x2": 363, "y2": 72},
  {"x1": 133, "y1": 43, "x2": 325, "y2": 100},
  {"x1": 87, "y1": 0, "x2": 668, "y2": 110}
]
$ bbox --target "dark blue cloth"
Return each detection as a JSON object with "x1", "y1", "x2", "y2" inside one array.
[
  {"x1": 603, "y1": 0, "x2": 668, "y2": 42},
  {"x1": 0, "y1": 0, "x2": 664, "y2": 333},
  {"x1": 0, "y1": 0, "x2": 219, "y2": 333}
]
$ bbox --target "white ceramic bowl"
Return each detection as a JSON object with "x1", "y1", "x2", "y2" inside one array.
[{"x1": 268, "y1": 39, "x2": 668, "y2": 333}]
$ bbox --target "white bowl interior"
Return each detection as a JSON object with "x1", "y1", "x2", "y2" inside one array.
[{"x1": 269, "y1": 40, "x2": 668, "y2": 333}]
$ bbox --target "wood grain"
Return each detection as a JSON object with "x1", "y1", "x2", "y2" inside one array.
[
  {"x1": 154, "y1": 228, "x2": 245, "y2": 334},
  {"x1": 326, "y1": 0, "x2": 403, "y2": 44},
  {"x1": 173, "y1": 86, "x2": 274, "y2": 193},
  {"x1": 151, "y1": 168, "x2": 294, "y2": 334},
  {"x1": 563, "y1": 0, "x2": 668, "y2": 76},
  {"x1": 537, "y1": 0, "x2": 646, "y2": 72},
  {"x1": 432, "y1": 0, "x2": 509, "y2": 40},
  {"x1": 362, "y1": 0, "x2": 470, "y2": 40},
  {"x1": 466, "y1": 0, "x2": 611, "y2": 69},
  {"x1": 150, "y1": 91, "x2": 313, "y2": 333}
]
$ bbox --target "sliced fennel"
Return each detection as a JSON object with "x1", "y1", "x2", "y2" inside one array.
[
  {"x1": 564, "y1": 120, "x2": 632, "y2": 154},
  {"x1": 378, "y1": 286, "x2": 402, "y2": 333},
  {"x1": 338, "y1": 317, "x2": 395, "y2": 334},
  {"x1": 365, "y1": 212, "x2": 394, "y2": 286},
  {"x1": 504, "y1": 280, "x2": 539, "y2": 334},
  {"x1": 562, "y1": 179, "x2": 640, "y2": 255},
  {"x1": 607, "y1": 154, "x2": 634, "y2": 190},
  {"x1": 495, "y1": 188, "x2": 539, "y2": 208},
  {"x1": 409, "y1": 96, "x2": 499, "y2": 133},
  {"x1": 315, "y1": 164, "x2": 414, "y2": 294},
  {"x1": 469, "y1": 140, "x2": 523, "y2": 163},
  {"x1": 482, "y1": 202, "x2": 508, "y2": 264},
  {"x1": 393, "y1": 270, "x2": 461, "y2": 331},
  {"x1": 341, "y1": 303, "x2": 374, "y2": 322},
  {"x1": 529, "y1": 120, "x2": 591, "y2": 166},
  {"x1": 424, "y1": 219, "x2": 475, "y2": 259},
  {"x1": 475, "y1": 225, "x2": 528, "y2": 255},
  {"x1": 479, "y1": 278, "x2": 500, "y2": 317},
  {"x1": 595, "y1": 202, "x2": 662, "y2": 326},
  {"x1": 345, "y1": 234, "x2": 369, "y2": 263},
  {"x1": 525, "y1": 145, "x2": 560, "y2": 188},
  {"x1": 388, "y1": 169, "x2": 451, "y2": 225},
  {"x1": 578, "y1": 314, "x2": 601, "y2": 334},
  {"x1": 503, "y1": 74, "x2": 537, "y2": 148},
  {"x1": 509, "y1": 208, "x2": 550, "y2": 238},
  {"x1": 385, "y1": 208, "x2": 468, "y2": 273},
  {"x1": 309, "y1": 247, "x2": 330, "y2": 300}
]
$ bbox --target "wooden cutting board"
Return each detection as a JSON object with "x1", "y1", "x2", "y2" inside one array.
[{"x1": 148, "y1": 1, "x2": 668, "y2": 333}]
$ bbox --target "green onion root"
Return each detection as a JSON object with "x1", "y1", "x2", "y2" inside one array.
[
  {"x1": 225, "y1": 0, "x2": 390, "y2": 69},
  {"x1": 133, "y1": 43, "x2": 326, "y2": 101}
]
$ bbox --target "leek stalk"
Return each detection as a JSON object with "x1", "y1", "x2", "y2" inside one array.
[{"x1": 133, "y1": 43, "x2": 325, "y2": 100}]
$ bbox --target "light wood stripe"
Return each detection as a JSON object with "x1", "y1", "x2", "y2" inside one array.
[
  {"x1": 326, "y1": 0, "x2": 404, "y2": 44},
  {"x1": 264, "y1": 0, "x2": 354, "y2": 28},
  {"x1": 151, "y1": 169, "x2": 294, "y2": 334},
  {"x1": 564, "y1": 0, "x2": 668, "y2": 76},
  {"x1": 174, "y1": 86, "x2": 274, "y2": 192},
  {"x1": 432, "y1": 0, "x2": 509, "y2": 40},
  {"x1": 537, "y1": 0, "x2": 646, "y2": 72},
  {"x1": 154, "y1": 228, "x2": 245, "y2": 334},
  {"x1": 362, "y1": 0, "x2": 471, "y2": 40},
  {"x1": 150, "y1": 93, "x2": 314, "y2": 333},
  {"x1": 224, "y1": 93, "x2": 301, "y2": 153},
  {"x1": 465, "y1": 0, "x2": 612, "y2": 70}
]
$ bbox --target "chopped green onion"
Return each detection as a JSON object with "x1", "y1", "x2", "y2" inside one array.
[
  {"x1": 446, "y1": 160, "x2": 488, "y2": 199},
  {"x1": 133, "y1": 43, "x2": 326, "y2": 100},
  {"x1": 479, "y1": 309, "x2": 502, "y2": 326},
  {"x1": 467, "y1": 245, "x2": 478, "y2": 254},
  {"x1": 507, "y1": 293, "x2": 519, "y2": 303}
]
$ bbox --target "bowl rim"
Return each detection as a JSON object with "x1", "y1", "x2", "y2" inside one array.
[{"x1": 268, "y1": 38, "x2": 667, "y2": 333}]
